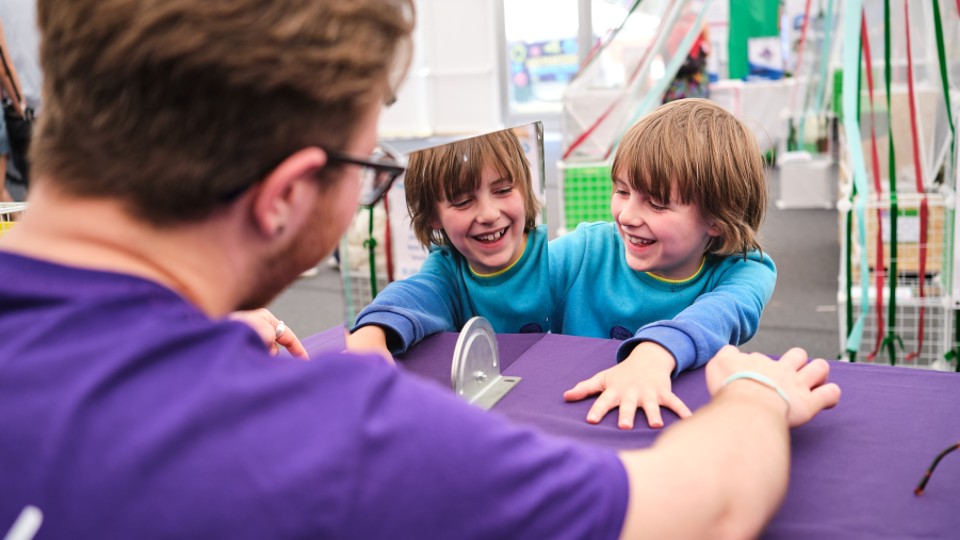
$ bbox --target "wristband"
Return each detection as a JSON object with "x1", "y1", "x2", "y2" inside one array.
[{"x1": 721, "y1": 372, "x2": 790, "y2": 410}]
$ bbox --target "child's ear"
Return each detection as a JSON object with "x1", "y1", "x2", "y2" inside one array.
[
  {"x1": 431, "y1": 217, "x2": 443, "y2": 230},
  {"x1": 706, "y1": 221, "x2": 721, "y2": 237}
]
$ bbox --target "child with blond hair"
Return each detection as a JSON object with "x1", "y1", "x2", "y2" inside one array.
[{"x1": 557, "y1": 98, "x2": 776, "y2": 429}]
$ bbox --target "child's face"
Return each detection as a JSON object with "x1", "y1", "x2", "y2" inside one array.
[
  {"x1": 432, "y1": 163, "x2": 527, "y2": 275},
  {"x1": 611, "y1": 178, "x2": 719, "y2": 279}
]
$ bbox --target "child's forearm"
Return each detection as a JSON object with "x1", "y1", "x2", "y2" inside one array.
[{"x1": 346, "y1": 324, "x2": 395, "y2": 363}]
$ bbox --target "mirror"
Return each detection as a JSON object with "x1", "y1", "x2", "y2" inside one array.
[{"x1": 339, "y1": 123, "x2": 547, "y2": 335}]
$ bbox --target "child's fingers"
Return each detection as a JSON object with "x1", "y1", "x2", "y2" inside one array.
[
  {"x1": 638, "y1": 398, "x2": 663, "y2": 429},
  {"x1": 563, "y1": 376, "x2": 604, "y2": 402},
  {"x1": 661, "y1": 393, "x2": 692, "y2": 420},
  {"x1": 617, "y1": 395, "x2": 641, "y2": 430},
  {"x1": 585, "y1": 390, "x2": 620, "y2": 424}
]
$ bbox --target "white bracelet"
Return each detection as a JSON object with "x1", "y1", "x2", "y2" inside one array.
[{"x1": 721, "y1": 371, "x2": 790, "y2": 410}]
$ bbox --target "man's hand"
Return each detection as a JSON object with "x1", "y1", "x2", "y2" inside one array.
[
  {"x1": 706, "y1": 346, "x2": 841, "y2": 428},
  {"x1": 563, "y1": 341, "x2": 691, "y2": 429},
  {"x1": 229, "y1": 308, "x2": 308, "y2": 359}
]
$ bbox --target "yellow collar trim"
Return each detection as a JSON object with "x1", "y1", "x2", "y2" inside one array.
[
  {"x1": 470, "y1": 234, "x2": 528, "y2": 278},
  {"x1": 645, "y1": 256, "x2": 706, "y2": 284}
]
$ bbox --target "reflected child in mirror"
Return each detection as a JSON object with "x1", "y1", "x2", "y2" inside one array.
[{"x1": 346, "y1": 129, "x2": 550, "y2": 362}]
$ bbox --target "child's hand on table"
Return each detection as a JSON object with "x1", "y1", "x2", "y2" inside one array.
[
  {"x1": 345, "y1": 325, "x2": 396, "y2": 365},
  {"x1": 563, "y1": 341, "x2": 691, "y2": 429}
]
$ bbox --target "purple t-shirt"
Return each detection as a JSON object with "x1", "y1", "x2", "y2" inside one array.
[{"x1": 0, "y1": 252, "x2": 628, "y2": 539}]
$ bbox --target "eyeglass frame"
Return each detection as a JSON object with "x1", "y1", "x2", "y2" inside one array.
[
  {"x1": 326, "y1": 142, "x2": 406, "y2": 207},
  {"x1": 217, "y1": 142, "x2": 406, "y2": 207}
]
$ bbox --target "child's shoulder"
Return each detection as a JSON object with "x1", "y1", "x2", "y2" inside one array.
[
  {"x1": 706, "y1": 250, "x2": 776, "y2": 275},
  {"x1": 562, "y1": 221, "x2": 617, "y2": 239},
  {"x1": 549, "y1": 222, "x2": 619, "y2": 264}
]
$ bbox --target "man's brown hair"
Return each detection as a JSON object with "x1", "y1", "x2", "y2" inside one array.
[
  {"x1": 32, "y1": 0, "x2": 414, "y2": 225},
  {"x1": 611, "y1": 98, "x2": 767, "y2": 256},
  {"x1": 406, "y1": 128, "x2": 541, "y2": 248}
]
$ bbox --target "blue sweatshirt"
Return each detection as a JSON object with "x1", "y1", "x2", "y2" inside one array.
[
  {"x1": 352, "y1": 225, "x2": 551, "y2": 354},
  {"x1": 549, "y1": 222, "x2": 776, "y2": 376}
]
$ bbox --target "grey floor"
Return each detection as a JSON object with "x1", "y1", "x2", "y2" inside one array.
[{"x1": 269, "y1": 168, "x2": 843, "y2": 361}]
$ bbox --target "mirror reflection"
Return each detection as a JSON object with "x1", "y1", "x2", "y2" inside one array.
[{"x1": 340, "y1": 123, "x2": 548, "y2": 361}]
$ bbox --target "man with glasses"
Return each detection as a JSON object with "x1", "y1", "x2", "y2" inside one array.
[{"x1": 0, "y1": 0, "x2": 839, "y2": 538}]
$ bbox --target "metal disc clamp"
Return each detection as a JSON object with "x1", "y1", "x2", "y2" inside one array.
[{"x1": 450, "y1": 317, "x2": 521, "y2": 410}]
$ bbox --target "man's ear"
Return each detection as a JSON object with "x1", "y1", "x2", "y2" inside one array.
[{"x1": 250, "y1": 148, "x2": 327, "y2": 237}]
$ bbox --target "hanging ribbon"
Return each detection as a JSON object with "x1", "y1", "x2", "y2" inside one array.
[
  {"x1": 793, "y1": 0, "x2": 814, "y2": 76},
  {"x1": 382, "y1": 195, "x2": 395, "y2": 284},
  {"x1": 565, "y1": 0, "x2": 714, "y2": 162},
  {"x1": 880, "y1": 0, "x2": 902, "y2": 364},
  {"x1": 933, "y1": 1, "x2": 957, "y2": 173},
  {"x1": 576, "y1": 0, "x2": 643, "y2": 74},
  {"x1": 860, "y1": 11, "x2": 887, "y2": 360},
  {"x1": 799, "y1": 0, "x2": 837, "y2": 147},
  {"x1": 612, "y1": 3, "x2": 712, "y2": 160},
  {"x1": 902, "y1": 1, "x2": 929, "y2": 362},
  {"x1": 841, "y1": 0, "x2": 871, "y2": 359},
  {"x1": 933, "y1": 1, "x2": 959, "y2": 366},
  {"x1": 363, "y1": 205, "x2": 379, "y2": 298},
  {"x1": 562, "y1": 0, "x2": 671, "y2": 161},
  {"x1": 787, "y1": 0, "x2": 815, "y2": 133}
]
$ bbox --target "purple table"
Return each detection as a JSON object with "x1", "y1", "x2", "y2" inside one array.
[{"x1": 306, "y1": 328, "x2": 960, "y2": 538}]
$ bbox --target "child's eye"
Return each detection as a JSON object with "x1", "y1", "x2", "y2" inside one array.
[
  {"x1": 494, "y1": 186, "x2": 514, "y2": 196},
  {"x1": 449, "y1": 197, "x2": 472, "y2": 209},
  {"x1": 649, "y1": 200, "x2": 668, "y2": 211},
  {"x1": 613, "y1": 187, "x2": 629, "y2": 197}
]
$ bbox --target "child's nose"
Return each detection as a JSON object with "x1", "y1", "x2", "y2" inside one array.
[
  {"x1": 476, "y1": 198, "x2": 500, "y2": 223},
  {"x1": 617, "y1": 200, "x2": 645, "y2": 227}
]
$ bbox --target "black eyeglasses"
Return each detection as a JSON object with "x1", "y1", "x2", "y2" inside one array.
[
  {"x1": 218, "y1": 142, "x2": 406, "y2": 206},
  {"x1": 327, "y1": 142, "x2": 406, "y2": 207},
  {"x1": 914, "y1": 441, "x2": 960, "y2": 496}
]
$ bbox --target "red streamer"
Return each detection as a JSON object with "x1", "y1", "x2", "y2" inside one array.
[
  {"x1": 861, "y1": 11, "x2": 886, "y2": 360},
  {"x1": 382, "y1": 194, "x2": 395, "y2": 284}
]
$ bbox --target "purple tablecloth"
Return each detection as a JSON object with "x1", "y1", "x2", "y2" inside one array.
[{"x1": 305, "y1": 328, "x2": 960, "y2": 538}]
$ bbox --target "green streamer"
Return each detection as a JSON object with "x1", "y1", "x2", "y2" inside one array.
[
  {"x1": 933, "y1": 1, "x2": 956, "y2": 177},
  {"x1": 933, "y1": 3, "x2": 957, "y2": 372},
  {"x1": 880, "y1": 0, "x2": 899, "y2": 365},
  {"x1": 364, "y1": 206, "x2": 378, "y2": 298}
]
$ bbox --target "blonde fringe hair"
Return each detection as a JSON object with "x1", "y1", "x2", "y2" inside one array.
[{"x1": 611, "y1": 98, "x2": 767, "y2": 256}]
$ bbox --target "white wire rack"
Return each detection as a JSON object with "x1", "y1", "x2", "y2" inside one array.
[{"x1": 838, "y1": 191, "x2": 957, "y2": 370}]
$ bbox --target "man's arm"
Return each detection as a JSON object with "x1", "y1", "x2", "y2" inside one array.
[{"x1": 617, "y1": 346, "x2": 840, "y2": 539}]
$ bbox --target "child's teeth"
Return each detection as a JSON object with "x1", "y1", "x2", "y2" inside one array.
[{"x1": 477, "y1": 229, "x2": 505, "y2": 241}]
